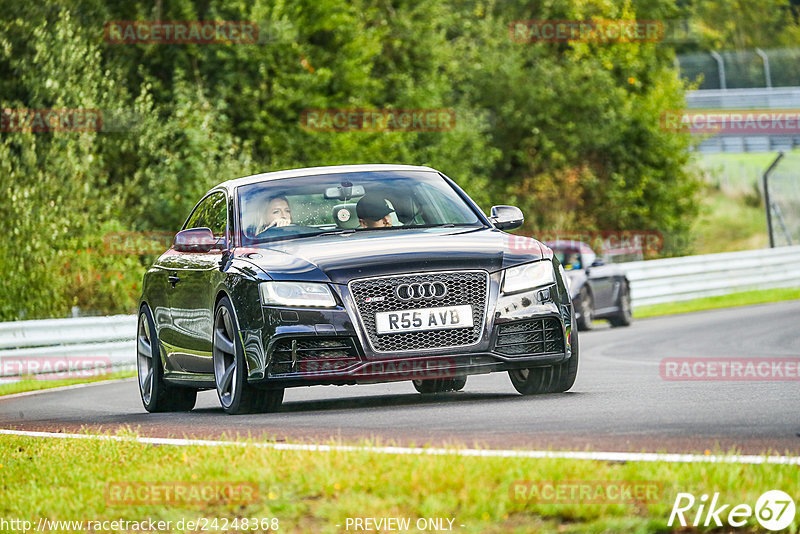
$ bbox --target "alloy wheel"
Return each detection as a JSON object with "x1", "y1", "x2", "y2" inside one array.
[
  {"x1": 213, "y1": 306, "x2": 239, "y2": 410},
  {"x1": 137, "y1": 312, "x2": 154, "y2": 405}
]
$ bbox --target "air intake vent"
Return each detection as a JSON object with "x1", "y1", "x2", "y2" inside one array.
[
  {"x1": 494, "y1": 318, "x2": 564, "y2": 356},
  {"x1": 270, "y1": 336, "x2": 359, "y2": 375}
]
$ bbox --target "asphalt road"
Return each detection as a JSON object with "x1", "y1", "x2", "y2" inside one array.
[{"x1": 2, "y1": 300, "x2": 799, "y2": 454}]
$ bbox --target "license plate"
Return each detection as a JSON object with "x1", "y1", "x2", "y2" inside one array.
[{"x1": 375, "y1": 305, "x2": 473, "y2": 334}]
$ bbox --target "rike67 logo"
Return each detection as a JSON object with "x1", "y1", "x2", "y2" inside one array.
[{"x1": 669, "y1": 490, "x2": 796, "y2": 531}]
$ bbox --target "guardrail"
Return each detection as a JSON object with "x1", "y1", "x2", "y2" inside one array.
[
  {"x1": 686, "y1": 87, "x2": 800, "y2": 153},
  {"x1": 621, "y1": 245, "x2": 800, "y2": 307},
  {"x1": 2, "y1": 246, "x2": 800, "y2": 378},
  {"x1": 0, "y1": 315, "x2": 136, "y2": 379},
  {"x1": 687, "y1": 87, "x2": 800, "y2": 109}
]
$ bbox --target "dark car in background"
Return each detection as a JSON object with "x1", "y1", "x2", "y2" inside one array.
[
  {"x1": 544, "y1": 240, "x2": 632, "y2": 331},
  {"x1": 137, "y1": 165, "x2": 578, "y2": 414}
]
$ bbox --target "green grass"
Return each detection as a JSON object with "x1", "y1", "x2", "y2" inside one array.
[
  {"x1": 634, "y1": 286, "x2": 800, "y2": 319},
  {"x1": 0, "y1": 370, "x2": 136, "y2": 396},
  {"x1": 0, "y1": 433, "x2": 797, "y2": 533},
  {"x1": 690, "y1": 188, "x2": 768, "y2": 254},
  {"x1": 695, "y1": 151, "x2": 798, "y2": 193},
  {"x1": 686, "y1": 151, "x2": 800, "y2": 255}
]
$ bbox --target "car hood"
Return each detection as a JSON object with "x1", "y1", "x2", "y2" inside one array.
[{"x1": 236, "y1": 227, "x2": 544, "y2": 284}]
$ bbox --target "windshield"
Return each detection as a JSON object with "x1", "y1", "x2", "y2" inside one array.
[
  {"x1": 237, "y1": 170, "x2": 483, "y2": 244},
  {"x1": 551, "y1": 248, "x2": 581, "y2": 270},
  {"x1": 550, "y1": 247, "x2": 596, "y2": 271}
]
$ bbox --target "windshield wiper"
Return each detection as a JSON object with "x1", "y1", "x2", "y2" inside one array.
[
  {"x1": 313, "y1": 224, "x2": 467, "y2": 237},
  {"x1": 315, "y1": 228, "x2": 356, "y2": 237}
]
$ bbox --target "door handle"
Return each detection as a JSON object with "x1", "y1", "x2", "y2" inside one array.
[{"x1": 168, "y1": 273, "x2": 181, "y2": 286}]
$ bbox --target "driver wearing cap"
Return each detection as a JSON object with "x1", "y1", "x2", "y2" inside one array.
[{"x1": 356, "y1": 194, "x2": 395, "y2": 228}]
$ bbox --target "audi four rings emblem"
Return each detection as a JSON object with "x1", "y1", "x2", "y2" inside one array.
[{"x1": 395, "y1": 282, "x2": 448, "y2": 300}]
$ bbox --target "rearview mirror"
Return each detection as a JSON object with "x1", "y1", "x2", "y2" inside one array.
[
  {"x1": 174, "y1": 228, "x2": 219, "y2": 253},
  {"x1": 324, "y1": 183, "x2": 366, "y2": 200},
  {"x1": 489, "y1": 205, "x2": 524, "y2": 230}
]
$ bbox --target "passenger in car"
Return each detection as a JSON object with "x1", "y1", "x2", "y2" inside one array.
[{"x1": 356, "y1": 194, "x2": 395, "y2": 228}]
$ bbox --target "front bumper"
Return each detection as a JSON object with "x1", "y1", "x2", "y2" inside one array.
[
  {"x1": 258, "y1": 350, "x2": 569, "y2": 388},
  {"x1": 245, "y1": 270, "x2": 574, "y2": 387}
]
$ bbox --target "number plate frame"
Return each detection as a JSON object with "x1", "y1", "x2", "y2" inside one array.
[{"x1": 375, "y1": 305, "x2": 474, "y2": 335}]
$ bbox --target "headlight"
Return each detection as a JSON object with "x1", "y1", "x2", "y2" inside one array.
[
  {"x1": 259, "y1": 281, "x2": 337, "y2": 308},
  {"x1": 502, "y1": 261, "x2": 555, "y2": 294}
]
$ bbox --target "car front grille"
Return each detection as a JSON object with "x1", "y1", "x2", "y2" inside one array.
[
  {"x1": 269, "y1": 336, "x2": 360, "y2": 375},
  {"x1": 349, "y1": 271, "x2": 488, "y2": 352},
  {"x1": 494, "y1": 318, "x2": 564, "y2": 356}
]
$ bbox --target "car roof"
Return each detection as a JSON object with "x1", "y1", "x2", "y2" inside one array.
[
  {"x1": 215, "y1": 164, "x2": 440, "y2": 192},
  {"x1": 543, "y1": 240, "x2": 595, "y2": 254}
]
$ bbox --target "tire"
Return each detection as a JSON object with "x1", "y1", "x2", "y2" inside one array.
[
  {"x1": 609, "y1": 282, "x2": 633, "y2": 328},
  {"x1": 551, "y1": 327, "x2": 579, "y2": 392},
  {"x1": 137, "y1": 305, "x2": 197, "y2": 412},
  {"x1": 508, "y1": 328, "x2": 579, "y2": 395},
  {"x1": 413, "y1": 379, "x2": 440, "y2": 394},
  {"x1": 412, "y1": 377, "x2": 466, "y2": 394},
  {"x1": 575, "y1": 288, "x2": 594, "y2": 331},
  {"x1": 451, "y1": 376, "x2": 467, "y2": 391},
  {"x1": 213, "y1": 296, "x2": 284, "y2": 414},
  {"x1": 261, "y1": 388, "x2": 285, "y2": 411}
]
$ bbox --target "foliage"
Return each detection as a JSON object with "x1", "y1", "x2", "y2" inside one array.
[
  {"x1": 674, "y1": 0, "x2": 800, "y2": 51},
  {"x1": 0, "y1": 0, "x2": 701, "y2": 319}
]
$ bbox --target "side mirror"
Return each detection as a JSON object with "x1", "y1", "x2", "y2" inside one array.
[
  {"x1": 174, "y1": 227, "x2": 219, "y2": 253},
  {"x1": 489, "y1": 205, "x2": 524, "y2": 230}
]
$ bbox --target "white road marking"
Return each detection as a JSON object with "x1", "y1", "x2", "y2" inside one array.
[
  {"x1": 0, "y1": 428, "x2": 797, "y2": 465},
  {"x1": 0, "y1": 377, "x2": 136, "y2": 401}
]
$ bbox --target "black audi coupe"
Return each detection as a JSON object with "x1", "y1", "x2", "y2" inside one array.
[{"x1": 137, "y1": 165, "x2": 577, "y2": 414}]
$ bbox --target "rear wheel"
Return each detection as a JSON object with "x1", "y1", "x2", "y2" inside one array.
[
  {"x1": 413, "y1": 377, "x2": 466, "y2": 394},
  {"x1": 137, "y1": 305, "x2": 196, "y2": 412},
  {"x1": 213, "y1": 297, "x2": 284, "y2": 414},
  {"x1": 609, "y1": 283, "x2": 633, "y2": 327},
  {"x1": 508, "y1": 328, "x2": 579, "y2": 395},
  {"x1": 575, "y1": 288, "x2": 594, "y2": 331}
]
